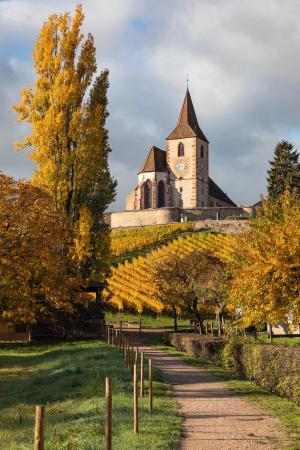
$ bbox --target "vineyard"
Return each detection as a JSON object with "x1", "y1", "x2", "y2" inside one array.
[
  {"x1": 111, "y1": 222, "x2": 196, "y2": 262},
  {"x1": 104, "y1": 232, "x2": 236, "y2": 312}
]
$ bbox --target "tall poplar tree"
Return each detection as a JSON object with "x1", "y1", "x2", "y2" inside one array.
[
  {"x1": 13, "y1": 4, "x2": 116, "y2": 279},
  {"x1": 267, "y1": 140, "x2": 300, "y2": 201}
]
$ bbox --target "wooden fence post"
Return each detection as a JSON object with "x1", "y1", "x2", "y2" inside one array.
[
  {"x1": 135, "y1": 347, "x2": 138, "y2": 366},
  {"x1": 134, "y1": 364, "x2": 138, "y2": 433},
  {"x1": 107, "y1": 327, "x2": 110, "y2": 345},
  {"x1": 139, "y1": 320, "x2": 142, "y2": 333},
  {"x1": 140, "y1": 352, "x2": 144, "y2": 397},
  {"x1": 210, "y1": 322, "x2": 214, "y2": 337},
  {"x1": 205, "y1": 322, "x2": 208, "y2": 335},
  {"x1": 115, "y1": 330, "x2": 118, "y2": 349},
  {"x1": 149, "y1": 359, "x2": 153, "y2": 412},
  {"x1": 120, "y1": 320, "x2": 123, "y2": 332},
  {"x1": 105, "y1": 377, "x2": 112, "y2": 450},
  {"x1": 34, "y1": 405, "x2": 45, "y2": 450}
]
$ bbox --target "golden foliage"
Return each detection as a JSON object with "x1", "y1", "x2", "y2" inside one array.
[
  {"x1": 104, "y1": 232, "x2": 233, "y2": 313},
  {"x1": 229, "y1": 194, "x2": 300, "y2": 327},
  {"x1": 111, "y1": 222, "x2": 195, "y2": 257},
  {"x1": 0, "y1": 173, "x2": 88, "y2": 325},
  {"x1": 12, "y1": 4, "x2": 115, "y2": 279}
]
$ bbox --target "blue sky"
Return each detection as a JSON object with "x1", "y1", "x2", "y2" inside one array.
[{"x1": 1, "y1": 0, "x2": 300, "y2": 210}]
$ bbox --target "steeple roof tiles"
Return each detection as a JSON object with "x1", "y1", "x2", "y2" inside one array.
[{"x1": 167, "y1": 89, "x2": 209, "y2": 142}]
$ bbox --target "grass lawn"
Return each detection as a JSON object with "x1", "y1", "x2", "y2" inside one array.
[
  {"x1": 155, "y1": 343, "x2": 300, "y2": 450},
  {"x1": 257, "y1": 336, "x2": 300, "y2": 346},
  {"x1": 105, "y1": 311, "x2": 190, "y2": 328},
  {"x1": 0, "y1": 340, "x2": 181, "y2": 450}
]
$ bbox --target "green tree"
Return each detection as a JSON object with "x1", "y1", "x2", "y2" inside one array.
[
  {"x1": 267, "y1": 140, "x2": 300, "y2": 201},
  {"x1": 12, "y1": 4, "x2": 116, "y2": 280}
]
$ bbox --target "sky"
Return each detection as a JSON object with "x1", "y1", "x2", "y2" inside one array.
[{"x1": 1, "y1": 0, "x2": 300, "y2": 210}]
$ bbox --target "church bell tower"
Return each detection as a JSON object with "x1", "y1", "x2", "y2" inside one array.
[{"x1": 166, "y1": 89, "x2": 209, "y2": 208}]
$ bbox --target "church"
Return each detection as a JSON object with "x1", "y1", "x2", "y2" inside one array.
[
  {"x1": 107, "y1": 89, "x2": 250, "y2": 228},
  {"x1": 126, "y1": 89, "x2": 236, "y2": 211}
]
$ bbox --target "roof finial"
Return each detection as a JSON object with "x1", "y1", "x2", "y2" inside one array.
[{"x1": 186, "y1": 73, "x2": 189, "y2": 90}]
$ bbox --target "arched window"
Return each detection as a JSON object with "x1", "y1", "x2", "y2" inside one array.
[
  {"x1": 200, "y1": 145, "x2": 204, "y2": 158},
  {"x1": 143, "y1": 179, "x2": 152, "y2": 209},
  {"x1": 178, "y1": 142, "x2": 184, "y2": 157},
  {"x1": 157, "y1": 180, "x2": 165, "y2": 208}
]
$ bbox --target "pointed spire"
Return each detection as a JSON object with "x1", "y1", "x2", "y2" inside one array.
[{"x1": 167, "y1": 89, "x2": 208, "y2": 142}]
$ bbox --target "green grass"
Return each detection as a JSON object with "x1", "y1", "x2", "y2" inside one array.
[
  {"x1": 155, "y1": 342, "x2": 300, "y2": 450},
  {"x1": 105, "y1": 311, "x2": 190, "y2": 328},
  {"x1": 257, "y1": 336, "x2": 300, "y2": 346},
  {"x1": 0, "y1": 340, "x2": 182, "y2": 450}
]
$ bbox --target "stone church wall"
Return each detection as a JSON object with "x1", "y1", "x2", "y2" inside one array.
[{"x1": 107, "y1": 206, "x2": 253, "y2": 229}]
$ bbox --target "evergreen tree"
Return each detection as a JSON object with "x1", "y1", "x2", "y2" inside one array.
[
  {"x1": 267, "y1": 140, "x2": 300, "y2": 201},
  {"x1": 13, "y1": 5, "x2": 116, "y2": 280}
]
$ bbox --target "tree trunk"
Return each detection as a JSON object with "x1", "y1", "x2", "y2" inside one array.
[
  {"x1": 216, "y1": 304, "x2": 225, "y2": 337},
  {"x1": 269, "y1": 323, "x2": 273, "y2": 343},
  {"x1": 173, "y1": 308, "x2": 178, "y2": 332}
]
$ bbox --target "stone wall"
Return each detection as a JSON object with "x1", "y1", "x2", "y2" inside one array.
[
  {"x1": 107, "y1": 206, "x2": 253, "y2": 229},
  {"x1": 109, "y1": 207, "x2": 180, "y2": 228}
]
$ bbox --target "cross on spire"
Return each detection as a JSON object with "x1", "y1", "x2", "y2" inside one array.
[{"x1": 186, "y1": 73, "x2": 189, "y2": 89}]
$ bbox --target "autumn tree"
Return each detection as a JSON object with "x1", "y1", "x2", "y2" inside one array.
[
  {"x1": 267, "y1": 140, "x2": 300, "y2": 201},
  {"x1": 150, "y1": 250, "x2": 227, "y2": 333},
  {"x1": 229, "y1": 193, "x2": 300, "y2": 328},
  {"x1": 0, "y1": 173, "x2": 88, "y2": 326},
  {"x1": 12, "y1": 4, "x2": 116, "y2": 280}
]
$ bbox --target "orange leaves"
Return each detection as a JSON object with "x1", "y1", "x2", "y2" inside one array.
[{"x1": 0, "y1": 173, "x2": 87, "y2": 325}]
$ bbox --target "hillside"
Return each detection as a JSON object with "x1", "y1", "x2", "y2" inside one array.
[{"x1": 106, "y1": 229, "x2": 235, "y2": 312}]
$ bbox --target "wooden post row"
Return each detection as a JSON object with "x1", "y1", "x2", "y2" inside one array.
[
  {"x1": 105, "y1": 377, "x2": 112, "y2": 450},
  {"x1": 134, "y1": 364, "x2": 138, "y2": 433},
  {"x1": 34, "y1": 405, "x2": 45, "y2": 450}
]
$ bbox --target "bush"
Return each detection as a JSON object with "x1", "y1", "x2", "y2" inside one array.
[
  {"x1": 167, "y1": 333, "x2": 225, "y2": 364},
  {"x1": 168, "y1": 333, "x2": 300, "y2": 404}
]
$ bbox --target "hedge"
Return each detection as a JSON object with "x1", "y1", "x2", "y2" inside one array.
[{"x1": 167, "y1": 333, "x2": 300, "y2": 404}]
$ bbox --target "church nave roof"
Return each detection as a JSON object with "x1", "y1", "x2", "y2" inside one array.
[{"x1": 138, "y1": 146, "x2": 167, "y2": 173}]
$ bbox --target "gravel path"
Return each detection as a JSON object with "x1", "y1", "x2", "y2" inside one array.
[{"x1": 129, "y1": 333, "x2": 289, "y2": 450}]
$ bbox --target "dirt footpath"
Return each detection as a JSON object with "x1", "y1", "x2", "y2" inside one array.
[{"x1": 129, "y1": 334, "x2": 289, "y2": 450}]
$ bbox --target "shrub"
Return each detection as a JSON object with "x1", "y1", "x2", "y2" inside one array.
[
  {"x1": 168, "y1": 333, "x2": 300, "y2": 404},
  {"x1": 168, "y1": 333, "x2": 225, "y2": 364}
]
